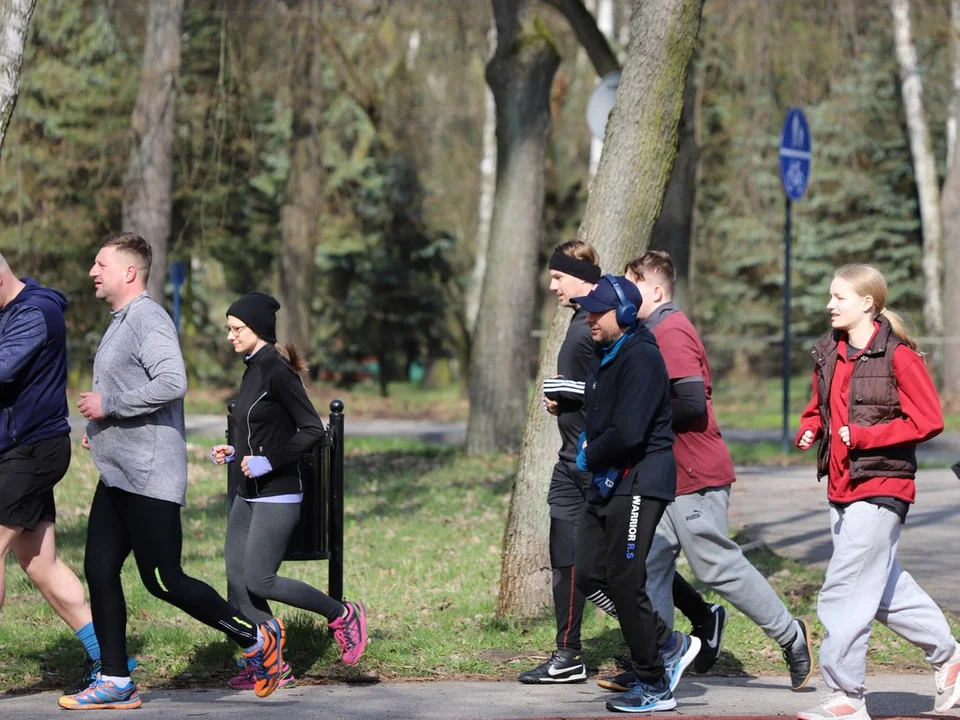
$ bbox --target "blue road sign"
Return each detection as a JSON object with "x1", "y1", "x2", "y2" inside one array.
[
  {"x1": 170, "y1": 261, "x2": 186, "y2": 333},
  {"x1": 170, "y1": 261, "x2": 186, "y2": 287},
  {"x1": 779, "y1": 107, "x2": 811, "y2": 201}
]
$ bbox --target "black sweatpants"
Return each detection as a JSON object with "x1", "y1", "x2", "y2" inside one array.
[
  {"x1": 550, "y1": 517, "x2": 586, "y2": 652},
  {"x1": 575, "y1": 494, "x2": 671, "y2": 683},
  {"x1": 549, "y1": 461, "x2": 588, "y2": 652},
  {"x1": 673, "y1": 571, "x2": 713, "y2": 627},
  {"x1": 84, "y1": 482, "x2": 259, "y2": 677}
]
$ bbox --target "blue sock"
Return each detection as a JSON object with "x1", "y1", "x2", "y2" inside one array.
[{"x1": 75, "y1": 622, "x2": 101, "y2": 661}]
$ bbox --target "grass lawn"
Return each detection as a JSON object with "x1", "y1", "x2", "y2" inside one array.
[{"x1": 2, "y1": 438, "x2": 956, "y2": 695}]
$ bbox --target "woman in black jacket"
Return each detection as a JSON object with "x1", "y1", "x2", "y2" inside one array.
[{"x1": 211, "y1": 292, "x2": 368, "y2": 689}]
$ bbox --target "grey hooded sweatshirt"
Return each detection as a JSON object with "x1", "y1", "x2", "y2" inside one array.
[{"x1": 87, "y1": 293, "x2": 188, "y2": 506}]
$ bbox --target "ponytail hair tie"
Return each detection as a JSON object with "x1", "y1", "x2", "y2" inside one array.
[{"x1": 878, "y1": 307, "x2": 887, "y2": 315}]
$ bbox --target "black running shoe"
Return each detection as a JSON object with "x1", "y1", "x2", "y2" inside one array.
[
  {"x1": 596, "y1": 668, "x2": 636, "y2": 692},
  {"x1": 518, "y1": 649, "x2": 587, "y2": 684},
  {"x1": 691, "y1": 603, "x2": 727, "y2": 674},
  {"x1": 781, "y1": 618, "x2": 813, "y2": 690}
]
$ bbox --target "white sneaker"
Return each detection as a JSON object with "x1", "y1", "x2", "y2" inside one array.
[
  {"x1": 934, "y1": 642, "x2": 960, "y2": 712},
  {"x1": 797, "y1": 691, "x2": 871, "y2": 720}
]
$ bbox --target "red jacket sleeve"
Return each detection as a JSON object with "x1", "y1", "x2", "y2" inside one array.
[
  {"x1": 848, "y1": 345, "x2": 944, "y2": 450},
  {"x1": 795, "y1": 370, "x2": 823, "y2": 446}
]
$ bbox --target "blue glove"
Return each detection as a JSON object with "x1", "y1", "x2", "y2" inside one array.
[
  {"x1": 576, "y1": 447, "x2": 589, "y2": 472},
  {"x1": 576, "y1": 431, "x2": 589, "y2": 472},
  {"x1": 592, "y1": 467, "x2": 621, "y2": 499},
  {"x1": 245, "y1": 456, "x2": 273, "y2": 478}
]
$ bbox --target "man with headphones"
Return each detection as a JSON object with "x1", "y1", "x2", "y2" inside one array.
[{"x1": 570, "y1": 275, "x2": 699, "y2": 714}]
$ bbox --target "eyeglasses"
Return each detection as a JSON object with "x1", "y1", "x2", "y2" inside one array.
[{"x1": 224, "y1": 324, "x2": 248, "y2": 337}]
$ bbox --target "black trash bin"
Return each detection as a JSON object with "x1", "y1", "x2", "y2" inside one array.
[{"x1": 225, "y1": 399, "x2": 344, "y2": 601}]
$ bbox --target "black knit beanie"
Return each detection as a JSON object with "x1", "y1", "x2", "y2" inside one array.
[{"x1": 226, "y1": 292, "x2": 280, "y2": 344}]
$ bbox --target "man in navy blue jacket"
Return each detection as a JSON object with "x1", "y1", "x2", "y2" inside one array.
[
  {"x1": 571, "y1": 275, "x2": 700, "y2": 714},
  {"x1": 0, "y1": 253, "x2": 105, "y2": 676}
]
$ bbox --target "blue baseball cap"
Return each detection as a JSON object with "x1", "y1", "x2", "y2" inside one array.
[{"x1": 572, "y1": 275, "x2": 642, "y2": 313}]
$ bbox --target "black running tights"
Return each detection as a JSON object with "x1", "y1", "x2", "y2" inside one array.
[{"x1": 84, "y1": 482, "x2": 258, "y2": 676}]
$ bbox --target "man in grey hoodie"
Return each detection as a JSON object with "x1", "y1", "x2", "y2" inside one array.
[{"x1": 60, "y1": 234, "x2": 285, "y2": 710}]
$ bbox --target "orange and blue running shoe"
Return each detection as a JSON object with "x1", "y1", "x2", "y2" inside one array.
[
  {"x1": 242, "y1": 617, "x2": 286, "y2": 698},
  {"x1": 228, "y1": 659, "x2": 296, "y2": 690},
  {"x1": 330, "y1": 601, "x2": 368, "y2": 665},
  {"x1": 66, "y1": 657, "x2": 139, "y2": 696},
  {"x1": 58, "y1": 676, "x2": 142, "y2": 710}
]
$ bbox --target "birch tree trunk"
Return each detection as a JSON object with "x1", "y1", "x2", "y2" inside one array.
[
  {"x1": 588, "y1": 0, "x2": 615, "y2": 179},
  {"x1": 122, "y1": 0, "x2": 184, "y2": 304},
  {"x1": 465, "y1": 0, "x2": 560, "y2": 456},
  {"x1": 497, "y1": 0, "x2": 704, "y2": 618},
  {"x1": 464, "y1": 22, "x2": 498, "y2": 337},
  {"x1": 0, "y1": 0, "x2": 37, "y2": 156},
  {"x1": 941, "y1": 0, "x2": 960, "y2": 401},
  {"x1": 948, "y1": 0, "x2": 960, "y2": 175},
  {"x1": 278, "y1": 36, "x2": 324, "y2": 353},
  {"x1": 891, "y1": 0, "x2": 943, "y2": 335}
]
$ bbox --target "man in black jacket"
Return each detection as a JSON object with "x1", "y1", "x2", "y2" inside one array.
[
  {"x1": 571, "y1": 275, "x2": 698, "y2": 714},
  {"x1": 519, "y1": 240, "x2": 617, "y2": 685}
]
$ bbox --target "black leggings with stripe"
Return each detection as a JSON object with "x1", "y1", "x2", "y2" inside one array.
[{"x1": 84, "y1": 481, "x2": 258, "y2": 677}]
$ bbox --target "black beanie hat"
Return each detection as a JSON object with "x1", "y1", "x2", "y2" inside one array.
[{"x1": 226, "y1": 292, "x2": 280, "y2": 344}]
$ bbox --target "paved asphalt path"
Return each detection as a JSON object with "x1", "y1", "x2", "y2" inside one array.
[{"x1": 0, "y1": 673, "x2": 955, "y2": 719}]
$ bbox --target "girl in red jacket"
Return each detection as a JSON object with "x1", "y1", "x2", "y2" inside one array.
[{"x1": 795, "y1": 265, "x2": 959, "y2": 720}]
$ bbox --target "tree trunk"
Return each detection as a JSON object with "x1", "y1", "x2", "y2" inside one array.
[
  {"x1": 580, "y1": 0, "x2": 703, "y2": 267},
  {"x1": 950, "y1": 0, "x2": 960, "y2": 167},
  {"x1": 941, "y1": 0, "x2": 960, "y2": 402},
  {"x1": 497, "y1": 0, "x2": 704, "y2": 619},
  {"x1": 122, "y1": 0, "x2": 184, "y2": 305},
  {"x1": 278, "y1": 40, "x2": 324, "y2": 353},
  {"x1": 496, "y1": 304, "x2": 573, "y2": 618},
  {"x1": 464, "y1": 22, "x2": 498, "y2": 337},
  {"x1": 557, "y1": 0, "x2": 698, "y2": 305},
  {"x1": 891, "y1": 0, "x2": 943, "y2": 335},
  {"x1": 0, "y1": 0, "x2": 37, "y2": 156},
  {"x1": 466, "y1": 0, "x2": 561, "y2": 456},
  {"x1": 649, "y1": 54, "x2": 698, "y2": 309}
]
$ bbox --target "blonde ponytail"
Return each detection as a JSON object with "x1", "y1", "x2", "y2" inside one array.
[{"x1": 880, "y1": 309, "x2": 918, "y2": 352}]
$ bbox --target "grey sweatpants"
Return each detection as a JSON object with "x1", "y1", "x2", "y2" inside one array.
[
  {"x1": 817, "y1": 502, "x2": 956, "y2": 698},
  {"x1": 224, "y1": 496, "x2": 344, "y2": 625},
  {"x1": 646, "y1": 485, "x2": 795, "y2": 646}
]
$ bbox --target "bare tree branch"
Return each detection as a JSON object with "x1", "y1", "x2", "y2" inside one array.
[{"x1": 543, "y1": 0, "x2": 620, "y2": 76}]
